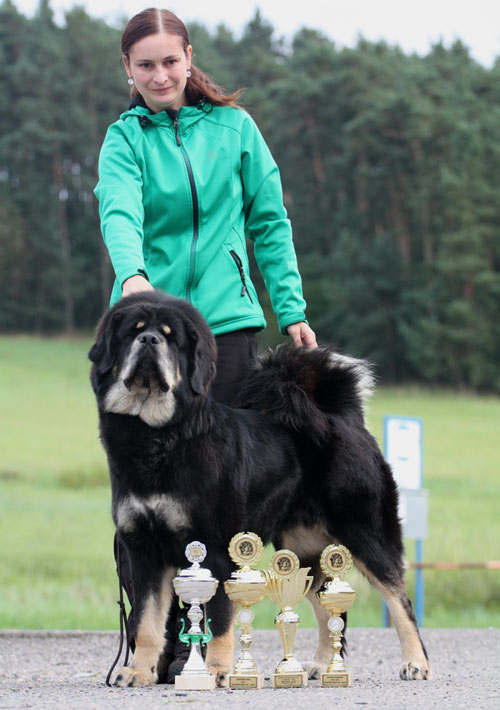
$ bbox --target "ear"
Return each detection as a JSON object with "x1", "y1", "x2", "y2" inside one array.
[
  {"x1": 88, "y1": 310, "x2": 122, "y2": 390},
  {"x1": 185, "y1": 319, "x2": 217, "y2": 395}
]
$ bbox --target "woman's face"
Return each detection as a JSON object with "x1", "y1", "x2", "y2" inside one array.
[{"x1": 124, "y1": 32, "x2": 192, "y2": 113}]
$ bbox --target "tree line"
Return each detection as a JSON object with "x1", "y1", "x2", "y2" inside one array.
[{"x1": 1, "y1": 0, "x2": 499, "y2": 391}]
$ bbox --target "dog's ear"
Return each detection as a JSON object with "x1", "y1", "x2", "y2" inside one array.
[
  {"x1": 185, "y1": 319, "x2": 217, "y2": 395},
  {"x1": 88, "y1": 309, "x2": 122, "y2": 384}
]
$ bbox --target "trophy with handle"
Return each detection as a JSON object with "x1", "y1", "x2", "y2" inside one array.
[
  {"x1": 172, "y1": 541, "x2": 219, "y2": 690},
  {"x1": 316, "y1": 544, "x2": 356, "y2": 687},
  {"x1": 264, "y1": 549, "x2": 313, "y2": 688},
  {"x1": 224, "y1": 532, "x2": 267, "y2": 689}
]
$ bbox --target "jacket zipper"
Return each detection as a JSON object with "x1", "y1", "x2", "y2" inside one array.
[
  {"x1": 229, "y1": 250, "x2": 253, "y2": 303},
  {"x1": 173, "y1": 114, "x2": 199, "y2": 302}
]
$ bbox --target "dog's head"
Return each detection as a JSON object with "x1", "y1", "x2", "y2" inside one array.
[{"x1": 89, "y1": 291, "x2": 217, "y2": 427}]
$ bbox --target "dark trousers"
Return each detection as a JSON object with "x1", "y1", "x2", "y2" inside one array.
[
  {"x1": 212, "y1": 328, "x2": 258, "y2": 405},
  {"x1": 114, "y1": 328, "x2": 258, "y2": 672}
]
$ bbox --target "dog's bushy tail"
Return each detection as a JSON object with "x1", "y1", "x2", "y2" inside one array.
[{"x1": 233, "y1": 344, "x2": 374, "y2": 445}]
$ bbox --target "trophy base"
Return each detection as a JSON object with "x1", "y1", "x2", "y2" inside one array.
[
  {"x1": 175, "y1": 673, "x2": 216, "y2": 691},
  {"x1": 228, "y1": 673, "x2": 265, "y2": 689},
  {"x1": 321, "y1": 671, "x2": 351, "y2": 687},
  {"x1": 272, "y1": 671, "x2": 308, "y2": 688}
]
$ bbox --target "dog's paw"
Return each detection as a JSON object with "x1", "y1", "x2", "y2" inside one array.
[
  {"x1": 399, "y1": 661, "x2": 431, "y2": 680},
  {"x1": 215, "y1": 669, "x2": 229, "y2": 688},
  {"x1": 303, "y1": 660, "x2": 328, "y2": 680},
  {"x1": 206, "y1": 661, "x2": 230, "y2": 688},
  {"x1": 114, "y1": 665, "x2": 157, "y2": 687}
]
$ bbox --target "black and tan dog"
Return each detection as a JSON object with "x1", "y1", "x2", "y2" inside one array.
[{"x1": 89, "y1": 290, "x2": 430, "y2": 687}]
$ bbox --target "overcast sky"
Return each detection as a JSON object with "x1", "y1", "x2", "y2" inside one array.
[{"x1": 13, "y1": 0, "x2": 500, "y2": 67}]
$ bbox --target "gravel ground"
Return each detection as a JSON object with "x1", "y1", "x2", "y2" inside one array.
[{"x1": 0, "y1": 627, "x2": 498, "y2": 709}]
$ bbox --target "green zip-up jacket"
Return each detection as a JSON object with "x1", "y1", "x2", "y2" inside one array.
[{"x1": 94, "y1": 103, "x2": 307, "y2": 335}]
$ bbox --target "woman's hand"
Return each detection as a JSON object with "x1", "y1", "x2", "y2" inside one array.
[
  {"x1": 122, "y1": 274, "x2": 155, "y2": 298},
  {"x1": 286, "y1": 322, "x2": 318, "y2": 349}
]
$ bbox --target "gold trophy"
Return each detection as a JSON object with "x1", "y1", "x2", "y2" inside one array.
[
  {"x1": 316, "y1": 544, "x2": 356, "y2": 687},
  {"x1": 224, "y1": 532, "x2": 267, "y2": 689},
  {"x1": 264, "y1": 549, "x2": 313, "y2": 688}
]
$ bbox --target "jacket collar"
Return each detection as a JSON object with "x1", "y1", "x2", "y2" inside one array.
[
  {"x1": 121, "y1": 94, "x2": 212, "y2": 128},
  {"x1": 128, "y1": 93, "x2": 148, "y2": 110}
]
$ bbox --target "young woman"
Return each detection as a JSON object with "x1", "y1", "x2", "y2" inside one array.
[{"x1": 94, "y1": 6, "x2": 316, "y2": 681}]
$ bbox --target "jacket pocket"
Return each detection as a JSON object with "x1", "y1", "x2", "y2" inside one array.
[{"x1": 228, "y1": 249, "x2": 254, "y2": 303}]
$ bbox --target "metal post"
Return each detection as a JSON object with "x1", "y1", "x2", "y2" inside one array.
[{"x1": 415, "y1": 539, "x2": 424, "y2": 627}]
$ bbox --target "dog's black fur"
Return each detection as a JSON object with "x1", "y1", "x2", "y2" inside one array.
[{"x1": 89, "y1": 290, "x2": 430, "y2": 687}]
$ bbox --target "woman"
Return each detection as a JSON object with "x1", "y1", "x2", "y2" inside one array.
[{"x1": 94, "y1": 6, "x2": 316, "y2": 681}]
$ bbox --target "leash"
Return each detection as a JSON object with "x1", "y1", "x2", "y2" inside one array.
[{"x1": 105, "y1": 535, "x2": 131, "y2": 686}]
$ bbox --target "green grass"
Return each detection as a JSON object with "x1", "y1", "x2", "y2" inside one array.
[
  {"x1": 0, "y1": 336, "x2": 499, "y2": 630},
  {"x1": 0, "y1": 479, "x2": 115, "y2": 629},
  {"x1": 0, "y1": 336, "x2": 106, "y2": 483}
]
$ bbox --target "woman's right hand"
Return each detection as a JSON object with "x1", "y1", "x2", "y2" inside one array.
[{"x1": 122, "y1": 274, "x2": 155, "y2": 298}]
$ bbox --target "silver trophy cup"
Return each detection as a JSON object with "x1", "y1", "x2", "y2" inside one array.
[{"x1": 172, "y1": 541, "x2": 219, "y2": 690}]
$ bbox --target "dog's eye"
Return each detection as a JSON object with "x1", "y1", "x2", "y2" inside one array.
[
  {"x1": 136, "y1": 321, "x2": 145, "y2": 329},
  {"x1": 161, "y1": 325, "x2": 171, "y2": 336}
]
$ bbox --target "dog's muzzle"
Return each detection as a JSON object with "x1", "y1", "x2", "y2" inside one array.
[
  {"x1": 137, "y1": 331, "x2": 162, "y2": 348},
  {"x1": 123, "y1": 332, "x2": 170, "y2": 392}
]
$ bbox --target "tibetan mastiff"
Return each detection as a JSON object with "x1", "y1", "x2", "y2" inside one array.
[{"x1": 89, "y1": 290, "x2": 430, "y2": 687}]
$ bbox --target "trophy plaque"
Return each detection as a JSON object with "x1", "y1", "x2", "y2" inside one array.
[
  {"x1": 316, "y1": 544, "x2": 356, "y2": 687},
  {"x1": 264, "y1": 549, "x2": 313, "y2": 688},
  {"x1": 173, "y1": 541, "x2": 219, "y2": 690},
  {"x1": 224, "y1": 532, "x2": 267, "y2": 689}
]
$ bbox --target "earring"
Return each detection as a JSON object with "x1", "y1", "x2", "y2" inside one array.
[
  {"x1": 186, "y1": 70, "x2": 192, "y2": 78},
  {"x1": 127, "y1": 77, "x2": 134, "y2": 86}
]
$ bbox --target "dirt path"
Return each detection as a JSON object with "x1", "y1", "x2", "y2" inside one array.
[{"x1": 0, "y1": 628, "x2": 498, "y2": 709}]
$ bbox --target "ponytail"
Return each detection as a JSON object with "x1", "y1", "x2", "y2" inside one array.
[{"x1": 185, "y1": 64, "x2": 243, "y2": 108}]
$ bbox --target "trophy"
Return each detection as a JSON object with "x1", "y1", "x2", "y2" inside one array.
[
  {"x1": 316, "y1": 544, "x2": 356, "y2": 687},
  {"x1": 264, "y1": 549, "x2": 313, "y2": 688},
  {"x1": 172, "y1": 541, "x2": 219, "y2": 690},
  {"x1": 224, "y1": 532, "x2": 267, "y2": 689}
]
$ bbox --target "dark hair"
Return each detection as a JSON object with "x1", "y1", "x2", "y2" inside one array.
[{"x1": 121, "y1": 7, "x2": 243, "y2": 108}]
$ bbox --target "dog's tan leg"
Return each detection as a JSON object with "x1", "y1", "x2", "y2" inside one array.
[
  {"x1": 115, "y1": 566, "x2": 176, "y2": 687},
  {"x1": 354, "y1": 559, "x2": 431, "y2": 680},
  {"x1": 205, "y1": 605, "x2": 237, "y2": 688},
  {"x1": 303, "y1": 581, "x2": 332, "y2": 679}
]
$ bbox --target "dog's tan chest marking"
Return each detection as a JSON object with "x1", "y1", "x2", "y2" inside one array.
[
  {"x1": 104, "y1": 380, "x2": 178, "y2": 427},
  {"x1": 116, "y1": 494, "x2": 190, "y2": 533}
]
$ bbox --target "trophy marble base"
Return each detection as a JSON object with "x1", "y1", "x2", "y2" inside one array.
[
  {"x1": 175, "y1": 674, "x2": 216, "y2": 691},
  {"x1": 321, "y1": 671, "x2": 351, "y2": 687},
  {"x1": 272, "y1": 671, "x2": 308, "y2": 688},
  {"x1": 228, "y1": 673, "x2": 265, "y2": 689}
]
